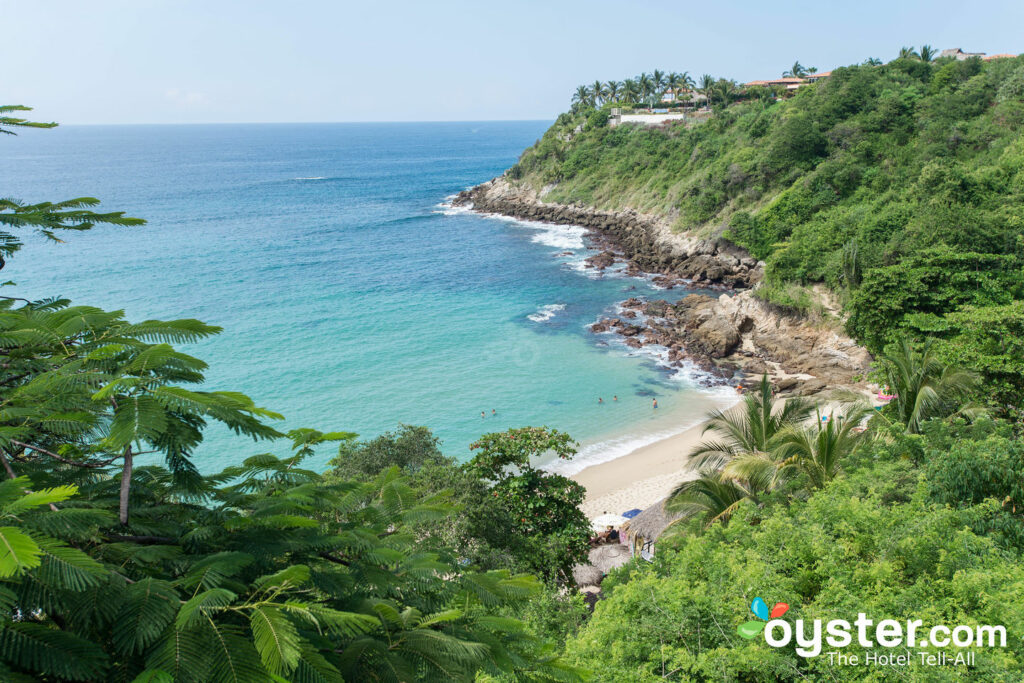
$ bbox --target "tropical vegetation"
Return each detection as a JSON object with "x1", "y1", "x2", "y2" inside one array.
[
  {"x1": 0, "y1": 108, "x2": 589, "y2": 682},
  {"x1": 6, "y1": 41, "x2": 1024, "y2": 681},
  {"x1": 501, "y1": 47, "x2": 1024, "y2": 680}
]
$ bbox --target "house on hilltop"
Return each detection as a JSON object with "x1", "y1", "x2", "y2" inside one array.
[
  {"x1": 743, "y1": 77, "x2": 805, "y2": 91},
  {"x1": 939, "y1": 48, "x2": 987, "y2": 60}
]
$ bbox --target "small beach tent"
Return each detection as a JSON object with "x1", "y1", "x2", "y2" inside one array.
[
  {"x1": 622, "y1": 508, "x2": 642, "y2": 519},
  {"x1": 621, "y1": 498, "x2": 683, "y2": 561}
]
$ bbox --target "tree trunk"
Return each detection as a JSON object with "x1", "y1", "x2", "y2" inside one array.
[
  {"x1": 119, "y1": 446, "x2": 133, "y2": 526},
  {"x1": 0, "y1": 449, "x2": 16, "y2": 480}
]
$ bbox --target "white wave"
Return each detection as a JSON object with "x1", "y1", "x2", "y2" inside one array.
[
  {"x1": 544, "y1": 427, "x2": 693, "y2": 476},
  {"x1": 436, "y1": 203, "x2": 474, "y2": 216},
  {"x1": 529, "y1": 224, "x2": 587, "y2": 250},
  {"x1": 294, "y1": 176, "x2": 326, "y2": 180},
  {"x1": 541, "y1": 391, "x2": 742, "y2": 476},
  {"x1": 527, "y1": 303, "x2": 566, "y2": 323}
]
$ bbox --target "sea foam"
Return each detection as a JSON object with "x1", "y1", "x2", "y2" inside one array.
[{"x1": 527, "y1": 303, "x2": 566, "y2": 323}]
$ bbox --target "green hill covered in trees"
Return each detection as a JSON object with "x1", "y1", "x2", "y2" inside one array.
[{"x1": 511, "y1": 55, "x2": 1024, "y2": 414}]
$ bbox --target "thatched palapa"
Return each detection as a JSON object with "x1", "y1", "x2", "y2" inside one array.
[{"x1": 621, "y1": 498, "x2": 683, "y2": 561}]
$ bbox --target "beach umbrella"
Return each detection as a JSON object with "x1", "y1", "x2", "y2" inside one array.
[
  {"x1": 591, "y1": 513, "x2": 627, "y2": 530},
  {"x1": 622, "y1": 508, "x2": 642, "y2": 519}
]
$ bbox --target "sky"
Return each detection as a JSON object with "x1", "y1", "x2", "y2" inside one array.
[{"x1": 4, "y1": 0, "x2": 1023, "y2": 124}]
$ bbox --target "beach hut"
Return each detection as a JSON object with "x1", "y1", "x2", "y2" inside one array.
[
  {"x1": 621, "y1": 498, "x2": 683, "y2": 561},
  {"x1": 571, "y1": 542, "x2": 631, "y2": 587}
]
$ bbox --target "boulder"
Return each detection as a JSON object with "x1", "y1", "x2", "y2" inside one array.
[
  {"x1": 797, "y1": 378, "x2": 827, "y2": 395},
  {"x1": 584, "y1": 251, "x2": 617, "y2": 270},
  {"x1": 693, "y1": 318, "x2": 741, "y2": 358}
]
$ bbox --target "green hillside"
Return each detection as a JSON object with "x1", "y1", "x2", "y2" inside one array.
[{"x1": 513, "y1": 56, "x2": 1024, "y2": 401}]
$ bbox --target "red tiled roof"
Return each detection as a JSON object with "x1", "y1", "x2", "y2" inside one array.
[
  {"x1": 744, "y1": 77, "x2": 804, "y2": 86},
  {"x1": 806, "y1": 70, "x2": 832, "y2": 79},
  {"x1": 983, "y1": 54, "x2": 1017, "y2": 60}
]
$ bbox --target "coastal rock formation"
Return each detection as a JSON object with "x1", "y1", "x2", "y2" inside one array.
[
  {"x1": 613, "y1": 292, "x2": 872, "y2": 393},
  {"x1": 454, "y1": 175, "x2": 872, "y2": 395},
  {"x1": 452, "y1": 177, "x2": 761, "y2": 289}
]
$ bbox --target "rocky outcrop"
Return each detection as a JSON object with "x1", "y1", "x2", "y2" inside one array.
[
  {"x1": 452, "y1": 177, "x2": 761, "y2": 289},
  {"x1": 454, "y1": 176, "x2": 872, "y2": 395},
  {"x1": 604, "y1": 293, "x2": 872, "y2": 394}
]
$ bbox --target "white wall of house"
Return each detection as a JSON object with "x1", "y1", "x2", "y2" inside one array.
[{"x1": 611, "y1": 112, "x2": 690, "y2": 127}]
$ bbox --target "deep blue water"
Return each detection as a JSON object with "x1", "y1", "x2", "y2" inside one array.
[{"x1": 2, "y1": 122, "x2": 734, "y2": 472}]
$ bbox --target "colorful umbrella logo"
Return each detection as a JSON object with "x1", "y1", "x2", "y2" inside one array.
[{"x1": 737, "y1": 597, "x2": 789, "y2": 639}]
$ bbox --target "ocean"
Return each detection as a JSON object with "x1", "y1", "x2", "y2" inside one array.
[{"x1": 2, "y1": 121, "x2": 736, "y2": 473}]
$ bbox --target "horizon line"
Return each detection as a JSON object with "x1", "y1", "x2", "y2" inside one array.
[{"x1": 54, "y1": 118, "x2": 556, "y2": 127}]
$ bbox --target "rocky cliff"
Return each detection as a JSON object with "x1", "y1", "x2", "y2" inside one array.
[{"x1": 453, "y1": 177, "x2": 872, "y2": 395}]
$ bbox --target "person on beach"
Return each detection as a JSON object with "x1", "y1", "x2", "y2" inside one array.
[{"x1": 652, "y1": 397, "x2": 658, "y2": 409}]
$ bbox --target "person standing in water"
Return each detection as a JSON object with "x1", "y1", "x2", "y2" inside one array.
[
  {"x1": 652, "y1": 397, "x2": 658, "y2": 409},
  {"x1": 598, "y1": 397, "x2": 604, "y2": 404},
  {"x1": 613, "y1": 395, "x2": 618, "y2": 402},
  {"x1": 481, "y1": 411, "x2": 485, "y2": 419},
  {"x1": 491, "y1": 409, "x2": 496, "y2": 416}
]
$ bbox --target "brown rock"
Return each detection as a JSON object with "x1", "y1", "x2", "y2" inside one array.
[
  {"x1": 797, "y1": 378, "x2": 827, "y2": 396},
  {"x1": 693, "y1": 318, "x2": 741, "y2": 358}
]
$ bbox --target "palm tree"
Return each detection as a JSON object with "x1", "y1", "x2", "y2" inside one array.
[
  {"x1": 898, "y1": 46, "x2": 920, "y2": 60},
  {"x1": 782, "y1": 61, "x2": 808, "y2": 78},
  {"x1": 666, "y1": 467, "x2": 754, "y2": 528},
  {"x1": 605, "y1": 80, "x2": 621, "y2": 102},
  {"x1": 714, "y1": 79, "x2": 737, "y2": 106},
  {"x1": 689, "y1": 375, "x2": 814, "y2": 469},
  {"x1": 572, "y1": 85, "x2": 590, "y2": 108},
  {"x1": 763, "y1": 404, "x2": 871, "y2": 489},
  {"x1": 879, "y1": 338, "x2": 980, "y2": 433},
  {"x1": 591, "y1": 80, "x2": 606, "y2": 106},
  {"x1": 621, "y1": 78, "x2": 639, "y2": 104},
  {"x1": 920, "y1": 44, "x2": 936, "y2": 62},
  {"x1": 700, "y1": 74, "x2": 715, "y2": 105},
  {"x1": 638, "y1": 73, "x2": 654, "y2": 102},
  {"x1": 651, "y1": 69, "x2": 666, "y2": 97},
  {"x1": 863, "y1": 57, "x2": 883, "y2": 66},
  {"x1": 666, "y1": 72, "x2": 683, "y2": 102}
]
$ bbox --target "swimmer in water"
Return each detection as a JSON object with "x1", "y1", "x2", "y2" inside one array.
[{"x1": 652, "y1": 397, "x2": 658, "y2": 409}]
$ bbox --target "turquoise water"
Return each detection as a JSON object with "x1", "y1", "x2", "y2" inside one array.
[{"x1": 2, "y1": 122, "x2": 735, "y2": 472}]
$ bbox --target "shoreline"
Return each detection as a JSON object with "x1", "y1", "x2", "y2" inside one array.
[
  {"x1": 571, "y1": 413, "x2": 720, "y2": 517},
  {"x1": 452, "y1": 176, "x2": 873, "y2": 517}
]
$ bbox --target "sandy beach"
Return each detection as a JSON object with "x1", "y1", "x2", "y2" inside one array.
[
  {"x1": 572, "y1": 416, "x2": 714, "y2": 518},
  {"x1": 574, "y1": 389, "x2": 881, "y2": 518}
]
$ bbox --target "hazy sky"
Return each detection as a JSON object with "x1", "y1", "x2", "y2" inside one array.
[{"x1": 5, "y1": 0, "x2": 1022, "y2": 124}]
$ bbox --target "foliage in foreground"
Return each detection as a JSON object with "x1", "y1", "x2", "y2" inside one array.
[
  {"x1": 0, "y1": 450, "x2": 584, "y2": 682},
  {"x1": 566, "y1": 428, "x2": 1024, "y2": 681}
]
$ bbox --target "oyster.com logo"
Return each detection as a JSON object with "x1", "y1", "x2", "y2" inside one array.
[
  {"x1": 734, "y1": 595, "x2": 1006, "y2": 666},
  {"x1": 737, "y1": 597, "x2": 788, "y2": 639}
]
